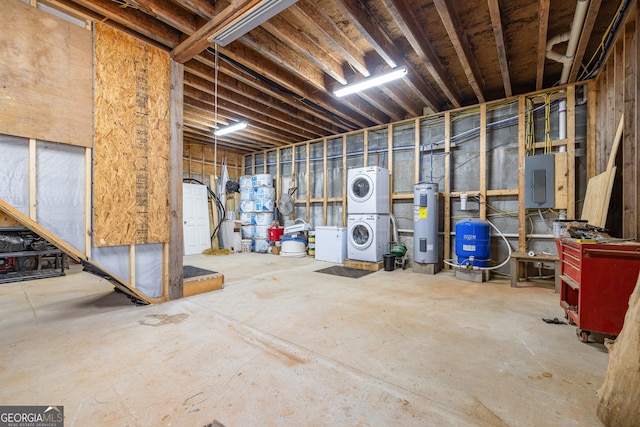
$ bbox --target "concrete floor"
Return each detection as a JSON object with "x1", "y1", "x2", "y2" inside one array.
[{"x1": 0, "y1": 253, "x2": 608, "y2": 426}]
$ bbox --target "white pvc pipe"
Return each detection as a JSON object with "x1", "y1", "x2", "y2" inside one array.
[
  {"x1": 545, "y1": 0, "x2": 590, "y2": 85},
  {"x1": 561, "y1": 0, "x2": 591, "y2": 85},
  {"x1": 559, "y1": 99, "x2": 567, "y2": 152}
]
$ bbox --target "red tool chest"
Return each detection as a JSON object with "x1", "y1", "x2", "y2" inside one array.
[{"x1": 556, "y1": 239, "x2": 640, "y2": 342}]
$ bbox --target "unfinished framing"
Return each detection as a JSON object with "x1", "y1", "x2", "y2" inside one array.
[{"x1": 243, "y1": 82, "x2": 587, "y2": 267}]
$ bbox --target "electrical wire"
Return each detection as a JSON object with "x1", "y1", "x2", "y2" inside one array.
[{"x1": 579, "y1": 0, "x2": 631, "y2": 80}]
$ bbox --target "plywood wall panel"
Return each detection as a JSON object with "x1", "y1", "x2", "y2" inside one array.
[
  {"x1": 0, "y1": 0, "x2": 92, "y2": 147},
  {"x1": 93, "y1": 23, "x2": 170, "y2": 246}
]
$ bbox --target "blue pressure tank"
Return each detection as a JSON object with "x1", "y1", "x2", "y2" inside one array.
[{"x1": 455, "y1": 219, "x2": 490, "y2": 267}]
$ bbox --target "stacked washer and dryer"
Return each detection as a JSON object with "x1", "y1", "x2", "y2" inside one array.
[{"x1": 346, "y1": 166, "x2": 391, "y2": 263}]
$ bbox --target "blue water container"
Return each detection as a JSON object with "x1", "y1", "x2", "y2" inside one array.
[{"x1": 455, "y1": 219, "x2": 491, "y2": 267}]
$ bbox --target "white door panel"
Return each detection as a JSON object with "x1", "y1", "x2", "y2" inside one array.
[{"x1": 183, "y1": 183, "x2": 211, "y2": 255}]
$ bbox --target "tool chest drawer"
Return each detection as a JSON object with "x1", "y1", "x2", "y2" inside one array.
[{"x1": 555, "y1": 239, "x2": 640, "y2": 342}]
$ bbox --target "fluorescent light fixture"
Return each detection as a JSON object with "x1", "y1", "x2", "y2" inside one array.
[
  {"x1": 215, "y1": 121, "x2": 248, "y2": 136},
  {"x1": 334, "y1": 67, "x2": 408, "y2": 97},
  {"x1": 209, "y1": 0, "x2": 299, "y2": 47}
]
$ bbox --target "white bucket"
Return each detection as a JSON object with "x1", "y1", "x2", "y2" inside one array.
[
  {"x1": 254, "y1": 225, "x2": 269, "y2": 239},
  {"x1": 254, "y1": 198, "x2": 275, "y2": 212},
  {"x1": 253, "y1": 238, "x2": 269, "y2": 253},
  {"x1": 553, "y1": 221, "x2": 569, "y2": 238},
  {"x1": 253, "y1": 187, "x2": 275, "y2": 199},
  {"x1": 241, "y1": 225, "x2": 255, "y2": 238},
  {"x1": 252, "y1": 174, "x2": 273, "y2": 187},
  {"x1": 238, "y1": 200, "x2": 256, "y2": 212},
  {"x1": 254, "y1": 212, "x2": 274, "y2": 225},
  {"x1": 241, "y1": 239, "x2": 252, "y2": 253},
  {"x1": 233, "y1": 232, "x2": 242, "y2": 253},
  {"x1": 239, "y1": 175, "x2": 253, "y2": 189},
  {"x1": 280, "y1": 239, "x2": 307, "y2": 257},
  {"x1": 240, "y1": 212, "x2": 256, "y2": 225},
  {"x1": 239, "y1": 189, "x2": 253, "y2": 200}
]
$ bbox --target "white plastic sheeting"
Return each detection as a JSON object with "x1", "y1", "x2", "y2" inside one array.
[
  {"x1": 92, "y1": 245, "x2": 129, "y2": 283},
  {"x1": 36, "y1": 141, "x2": 85, "y2": 252},
  {"x1": 92, "y1": 244, "x2": 163, "y2": 298},
  {"x1": 134, "y1": 243, "x2": 163, "y2": 298},
  {"x1": 0, "y1": 135, "x2": 29, "y2": 215}
]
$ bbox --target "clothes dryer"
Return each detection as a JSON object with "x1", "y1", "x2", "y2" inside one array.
[
  {"x1": 347, "y1": 166, "x2": 390, "y2": 214},
  {"x1": 347, "y1": 213, "x2": 390, "y2": 262}
]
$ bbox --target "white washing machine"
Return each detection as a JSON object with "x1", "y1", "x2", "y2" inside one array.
[
  {"x1": 347, "y1": 213, "x2": 390, "y2": 262},
  {"x1": 347, "y1": 166, "x2": 390, "y2": 214}
]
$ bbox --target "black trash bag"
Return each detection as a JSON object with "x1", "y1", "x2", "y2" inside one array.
[
  {"x1": 0, "y1": 234, "x2": 26, "y2": 252},
  {"x1": 29, "y1": 238, "x2": 49, "y2": 251},
  {"x1": 225, "y1": 180, "x2": 240, "y2": 194}
]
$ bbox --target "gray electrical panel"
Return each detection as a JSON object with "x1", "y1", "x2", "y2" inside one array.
[{"x1": 524, "y1": 154, "x2": 555, "y2": 208}]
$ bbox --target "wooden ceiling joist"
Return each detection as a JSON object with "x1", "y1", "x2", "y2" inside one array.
[
  {"x1": 535, "y1": 0, "x2": 551, "y2": 91},
  {"x1": 171, "y1": 0, "x2": 262, "y2": 63},
  {"x1": 432, "y1": 0, "x2": 486, "y2": 103},
  {"x1": 487, "y1": 0, "x2": 512, "y2": 98},
  {"x1": 335, "y1": 0, "x2": 398, "y2": 68},
  {"x1": 193, "y1": 52, "x2": 348, "y2": 135},
  {"x1": 380, "y1": 0, "x2": 463, "y2": 108},
  {"x1": 291, "y1": 1, "x2": 370, "y2": 77}
]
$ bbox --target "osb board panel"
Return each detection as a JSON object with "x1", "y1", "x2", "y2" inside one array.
[
  {"x1": 93, "y1": 23, "x2": 170, "y2": 246},
  {"x1": 554, "y1": 152, "x2": 568, "y2": 209},
  {"x1": 581, "y1": 167, "x2": 616, "y2": 227},
  {"x1": 0, "y1": 0, "x2": 92, "y2": 147}
]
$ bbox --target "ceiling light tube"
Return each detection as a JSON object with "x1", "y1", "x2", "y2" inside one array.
[
  {"x1": 209, "y1": 0, "x2": 299, "y2": 46},
  {"x1": 334, "y1": 67, "x2": 408, "y2": 97},
  {"x1": 214, "y1": 121, "x2": 248, "y2": 136}
]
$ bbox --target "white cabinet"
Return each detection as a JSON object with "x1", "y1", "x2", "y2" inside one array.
[{"x1": 315, "y1": 226, "x2": 347, "y2": 263}]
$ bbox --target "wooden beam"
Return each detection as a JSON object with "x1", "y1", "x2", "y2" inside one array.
[
  {"x1": 171, "y1": 0, "x2": 217, "y2": 20},
  {"x1": 535, "y1": 0, "x2": 550, "y2": 91},
  {"x1": 623, "y1": 13, "x2": 637, "y2": 239},
  {"x1": 194, "y1": 52, "x2": 349, "y2": 134},
  {"x1": 567, "y1": 85, "x2": 576, "y2": 220},
  {"x1": 443, "y1": 112, "x2": 451, "y2": 269},
  {"x1": 66, "y1": 0, "x2": 181, "y2": 48},
  {"x1": 432, "y1": 0, "x2": 486, "y2": 103},
  {"x1": 323, "y1": 138, "x2": 328, "y2": 225},
  {"x1": 169, "y1": 60, "x2": 184, "y2": 300},
  {"x1": 479, "y1": 103, "x2": 487, "y2": 219},
  {"x1": 335, "y1": 0, "x2": 398, "y2": 68},
  {"x1": 129, "y1": 0, "x2": 198, "y2": 34},
  {"x1": 262, "y1": 15, "x2": 348, "y2": 85},
  {"x1": 587, "y1": 80, "x2": 597, "y2": 178},
  {"x1": 171, "y1": 0, "x2": 262, "y2": 63},
  {"x1": 518, "y1": 96, "x2": 526, "y2": 251},
  {"x1": 84, "y1": 148, "x2": 92, "y2": 257},
  {"x1": 0, "y1": 199, "x2": 160, "y2": 304},
  {"x1": 28, "y1": 139, "x2": 36, "y2": 220},
  {"x1": 183, "y1": 75, "x2": 320, "y2": 139},
  {"x1": 290, "y1": 1, "x2": 370, "y2": 77},
  {"x1": 342, "y1": 135, "x2": 347, "y2": 226},
  {"x1": 487, "y1": 0, "x2": 512, "y2": 97},
  {"x1": 239, "y1": 28, "x2": 391, "y2": 125},
  {"x1": 381, "y1": 0, "x2": 463, "y2": 108},
  {"x1": 213, "y1": 44, "x2": 375, "y2": 129}
]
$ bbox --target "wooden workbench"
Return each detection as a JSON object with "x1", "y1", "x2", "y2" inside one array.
[{"x1": 510, "y1": 252, "x2": 560, "y2": 293}]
